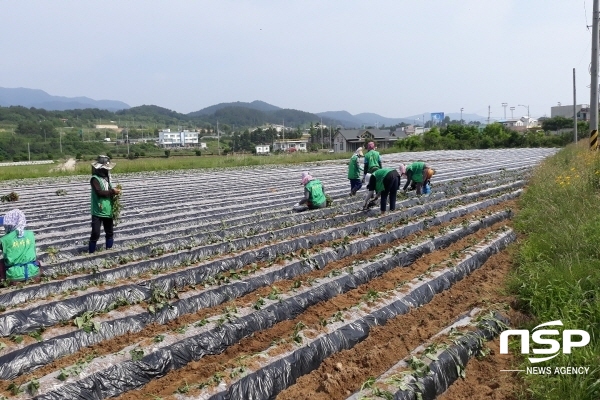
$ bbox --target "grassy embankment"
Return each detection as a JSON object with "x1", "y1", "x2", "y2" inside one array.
[{"x1": 511, "y1": 142, "x2": 600, "y2": 399}]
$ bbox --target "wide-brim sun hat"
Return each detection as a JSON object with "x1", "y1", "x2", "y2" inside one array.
[{"x1": 91, "y1": 155, "x2": 115, "y2": 170}]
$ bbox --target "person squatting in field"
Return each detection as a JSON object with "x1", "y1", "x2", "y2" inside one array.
[
  {"x1": 293, "y1": 171, "x2": 327, "y2": 212},
  {"x1": 89, "y1": 155, "x2": 121, "y2": 254},
  {"x1": 362, "y1": 166, "x2": 401, "y2": 214},
  {"x1": 401, "y1": 161, "x2": 435, "y2": 196},
  {"x1": 0, "y1": 209, "x2": 41, "y2": 284},
  {"x1": 348, "y1": 147, "x2": 364, "y2": 196},
  {"x1": 363, "y1": 141, "x2": 382, "y2": 180}
]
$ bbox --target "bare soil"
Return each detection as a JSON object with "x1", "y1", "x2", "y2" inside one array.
[
  {"x1": 114, "y1": 220, "x2": 516, "y2": 400},
  {"x1": 438, "y1": 338, "x2": 523, "y2": 400},
  {"x1": 0, "y1": 200, "x2": 521, "y2": 400},
  {"x1": 276, "y1": 249, "x2": 522, "y2": 400}
]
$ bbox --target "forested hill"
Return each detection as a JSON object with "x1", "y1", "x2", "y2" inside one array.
[
  {"x1": 189, "y1": 100, "x2": 281, "y2": 115},
  {"x1": 0, "y1": 103, "x2": 353, "y2": 132}
]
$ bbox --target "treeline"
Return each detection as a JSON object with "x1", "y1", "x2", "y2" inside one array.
[
  {"x1": 0, "y1": 104, "x2": 343, "y2": 132},
  {"x1": 396, "y1": 123, "x2": 573, "y2": 151}
]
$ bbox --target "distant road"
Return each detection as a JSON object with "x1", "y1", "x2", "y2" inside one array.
[{"x1": 0, "y1": 160, "x2": 54, "y2": 167}]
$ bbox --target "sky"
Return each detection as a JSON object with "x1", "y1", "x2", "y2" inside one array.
[{"x1": 1, "y1": 1, "x2": 595, "y2": 121}]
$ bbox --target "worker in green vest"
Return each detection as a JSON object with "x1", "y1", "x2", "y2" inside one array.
[
  {"x1": 362, "y1": 167, "x2": 401, "y2": 214},
  {"x1": 402, "y1": 161, "x2": 434, "y2": 196},
  {"x1": 293, "y1": 171, "x2": 327, "y2": 212},
  {"x1": 0, "y1": 209, "x2": 41, "y2": 284},
  {"x1": 348, "y1": 147, "x2": 364, "y2": 196},
  {"x1": 363, "y1": 141, "x2": 382, "y2": 180},
  {"x1": 89, "y1": 155, "x2": 121, "y2": 253}
]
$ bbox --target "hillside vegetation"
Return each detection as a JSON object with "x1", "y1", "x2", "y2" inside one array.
[{"x1": 0, "y1": 103, "x2": 576, "y2": 162}]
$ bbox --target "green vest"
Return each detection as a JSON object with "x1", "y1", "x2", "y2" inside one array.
[
  {"x1": 305, "y1": 180, "x2": 326, "y2": 207},
  {"x1": 372, "y1": 168, "x2": 395, "y2": 193},
  {"x1": 1, "y1": 230, "x2": 39, "y2": 281},
  {"x1": 407, "y1": 162, "x2": 426, "y2": 183},
  {"x1": 348, "y1": 155, "x2": 361, "y2": 179},
  {"x1": 91, "y1": 175, "x2": 113, "y2": 218},
  {"x1": 364, "y1": 150, "x2": 381, "y2": 173}
]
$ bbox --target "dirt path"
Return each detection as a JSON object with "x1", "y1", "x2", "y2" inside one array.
[{"x1": 51, "y1": 158, "x2": 76, "y2": 171}]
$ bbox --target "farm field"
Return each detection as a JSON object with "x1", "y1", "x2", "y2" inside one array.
[{"x1": 0, "y1": 148, "x2": 557, "y2": 400}]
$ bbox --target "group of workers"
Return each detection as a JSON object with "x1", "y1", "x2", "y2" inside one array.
[
  {"x1": 296, "y1": 141, "x2": 435, "y2": 215},
  {"x1": 0, "y1": 155, "x2": 120, "y2": 285},
  {"x1": 1, "y1": 148, "x2": 432, "y2": 284},
  {"x1": 355, "y1": 142, "x2": 435, "y2": 214}
]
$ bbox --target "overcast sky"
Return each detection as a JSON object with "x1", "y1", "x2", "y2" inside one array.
[{"x1": 1, "y1": 1, "x2": 594, "y2": 120}]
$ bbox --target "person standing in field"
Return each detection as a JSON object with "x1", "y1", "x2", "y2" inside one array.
[
  {"x1": 362, "y1": 167, "x2": 401, "y2": 215},
  {"x1": 402, "y1": 161, "x2": 435, "y2": 196},
  {"x1": 348, "y1": 147, "x2": 364, "y2": 196},
  {"x1": 363, "y1": 141, "x2": 382, "y2": 181},
  {"x1": 293, "y1": 171, "x2": 327, "y2": 212},
  {"x1": 89, "y1": 155, "x2": 121, "y2": 253},
  {"x1": 0, "y1": 209, "x2": 41, "y2": 284}
]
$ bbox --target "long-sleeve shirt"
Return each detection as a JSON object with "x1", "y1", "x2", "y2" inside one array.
[{"x1": 90, "y1": 177, "x2": 116, "y2": 197}]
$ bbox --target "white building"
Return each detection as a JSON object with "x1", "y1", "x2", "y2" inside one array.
[
  {"x1": 158, "y1": 129, "x2": 200, "y2": 147},
  {"x1": 272, "y1": 138, "x2": 308, "y2": 152},
  {"x1": 200, "y1": 142, "x2": 207, "y2": 149},
  {"x1": 500, "y1": 116, "x2": 539, "y2": 131},
  {"x1": 255, "y1": 145, "x2": 270, "y2": 155}
]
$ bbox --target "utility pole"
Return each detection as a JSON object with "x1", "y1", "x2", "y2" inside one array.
[
  {"x1": 320, "y1": 118, "x2": 323, "y2": 149},
  {"x1": 217, "y1": 120, "x2": 220, "y2": 155},
  {"x1": 460, "y1": 108, "x2": 464, "y2": 125},
  {"x1": 487, "y1": 106, "x2": 491, "y2": 125},
  {"x1": 502, "y1": 103, "x2": 508, "y2": 120},
  {"x1": 591, "y1": 0, "x2": 599, "y2": 150},
  {"x1": 574, "y1": 68, "x2": 578, "y2": 143},
  {"x1": 28, "y1": 143, "x2": 30, "y2": 161}
]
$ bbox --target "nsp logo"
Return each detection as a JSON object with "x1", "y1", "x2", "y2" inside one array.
[{"x1": 499, "y1": 320, "x2": 590, "y2": 363}]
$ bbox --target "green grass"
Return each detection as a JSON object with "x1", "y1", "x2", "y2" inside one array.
[
  {"x1": 510, "y1": 142, "x2": 600, "y2": 400},
  {"x1": 0, "y1": 151, "x2": 357, "y2": 181}
]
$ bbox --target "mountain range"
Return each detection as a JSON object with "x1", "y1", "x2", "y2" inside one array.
[
  {"x1": 0, "y1": 87, "x2": 129, "y2": 112},
  {"x1": 0, "y1": 87, "x2": 487, "y2": 127}
]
